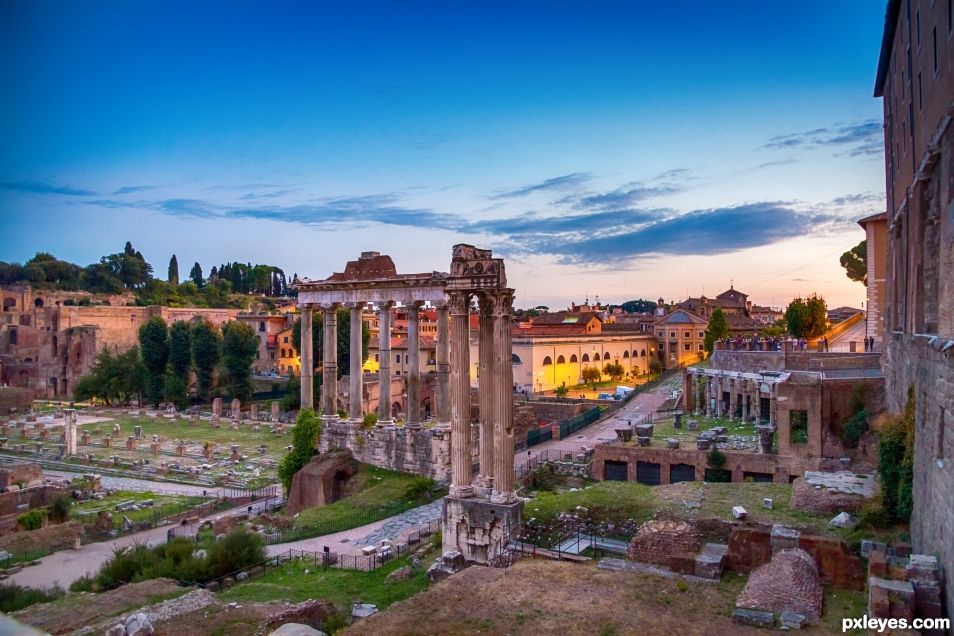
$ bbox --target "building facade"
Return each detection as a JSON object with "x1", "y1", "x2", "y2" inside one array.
[{"x1": 874, "y1": 0, "x2": 954, "y2": 617}]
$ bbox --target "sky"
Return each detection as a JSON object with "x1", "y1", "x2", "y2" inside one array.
[{"x1": 0, "y1": 1, "x2": 889, "y2": 310}]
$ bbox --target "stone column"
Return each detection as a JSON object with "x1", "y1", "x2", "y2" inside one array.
[
  {"x1": 406, "y1": 301, "x2": 423, "y2": 428},
  {"x1": 348, "y1": 303, "x2": 365, "y2": 422},
  {"x1": 715, "y1": 377, "x2": 724, "y2": 417},
  {"x1": 435, "y1": 304, "x2": 451, "y2": 427},
  {"x1": 448, "y1": 291, "x2": 474, "y2": 499},
  {"x1": 476, "y1": 293, "x2": 496, "y2": 493},
  {"x1": 491, "y1": 289, "x2": 517, "y2": 504},
  {"x1": 377, "y1": 302, "x2": 394, "y2": 426},
  {"x1": 321, "y1": 305, "x2": 339, "y2": 420},
  {"x1": 728, "y1": 380, "x2": 737, "y2": 420},
  {"x1": 300, "y1": 304, "x2": 314, "y2": 411}
]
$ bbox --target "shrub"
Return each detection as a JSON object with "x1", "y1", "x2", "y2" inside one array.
[
  {"x1": 363, "y1": 412, "x2": 378, "y2": 429},
  {"x1": 706, "y1": 447, "x2": 726, "y2": 470},
  {"x1": 841, "y1": 409, "x2": 868, "y2": 449},
  {"x1": 17, "y1": 509, "x2": 43, "y2": 531},
  {"x1": 857, "y1": 498, "x2": 890, "y2": 529},
  {"x1": 530, "y1": 465, "x2": 563, "y2": 492},
  {"x1": 207, "y1": 528, "x2": 266, "y2": 578},
  {"x1": 0, "y1": 583, "x2": 63, "y2": 613},
  {"x1": 406, "y1": 476, "x2": 436, "y2": 501},
  {"x1": 277, "y1": 409, "x2": 321, "y2": 493},
  {"x1": 878, "y1": 387, "x2": 915, "y2": 522},
  {"x1": 49, "y1": 494, "x2": 72, "y2": 524}
]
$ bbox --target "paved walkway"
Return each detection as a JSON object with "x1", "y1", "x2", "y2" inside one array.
[{"x1": 828, "y1": 314, "x2": 868, "y2": 352}]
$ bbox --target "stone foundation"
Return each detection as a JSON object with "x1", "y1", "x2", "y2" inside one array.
[
  {"x1": 318, "y1": 419, "x2": 451, "y2": 482},
  {"x1": 441, "y1": 496, "x2": 522, "y2": 565}
]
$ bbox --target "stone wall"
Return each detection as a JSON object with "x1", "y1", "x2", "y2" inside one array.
[
  {"x1": 626, "y1": 519, "x2": 701, "y2": 567},
  {"x1": 0, "y1": 388, "x2": 32, "y2": 414},
  {"x1": 884, "y1": 331, "x2": 954, "y2": 618},
  {"x1": 319, "y1": 420, "x2": 452, "y2": 482},
  {"x1": 0, "y1": 463, "x2": 43, "y2": 490}
]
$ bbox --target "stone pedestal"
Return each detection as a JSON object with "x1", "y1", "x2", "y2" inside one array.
[
  {"x1": 442, "y1": 496, "x2": 522, "y2": 565},
  {"x1": 212, "y1": 398, "x2": 222, "y2": 417},
  {"x1": 271, "y1": 402, "x2": 280, "y2": 421}
]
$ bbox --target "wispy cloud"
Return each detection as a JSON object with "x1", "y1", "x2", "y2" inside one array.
[
  {"x1": 576, "y1": 183, "x2": 683, "y2": 210},
  {"x1": 762, "y1": 120, "x2": 883, "y2": 157},
  {"x1": 490, "y1": 172, "x2": 593, "y2": 199},
  {"x1": 0, "y1": 179, "x2": 97, "y2": 196},
  {"x1": 158, "y1": 198, "x2": 220, "y2": 218},
  {"x1": 112, "y1": 185, "x2": 156, "y2": 195}
]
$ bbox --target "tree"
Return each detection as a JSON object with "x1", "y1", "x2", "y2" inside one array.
[
  {"x1": 292, "y1": 308, "x2": 369, "y2": 379},
  {"x1": 784, "y1": 297, "x2": 810, "y2": 338},
  {"x1": 277, "y1": 409, "x2": 321, "y2": 492},
  {"x1": 166, "y1": 321, "x2": 193, "y2": 408},
  {"x1": 621, "y1": 299, "x2": 658, "y2": 314},
  {"x1": 805, "y1": 294, "x2": 828, "y2": 338},
  {"x1": 554, "y1": 384, "x2": 569, "y2": 399},
  {"x1": 74, "y1": 347, "x2": 147, "y2": 405},
  {"x1": 138, "y1": 316, "x2": 169, "y2": 407},
  {"x1": 168, "y1": 255, "x2": 179, "y2": 285},
  {"x1": 189, "y1": 262, "x2": 204, "y2": 288},
  {"x1": 839, "y1": 240, "x2": 867, "y2": 286},
  {"x1": 703, "y1": 307, "x2": 729, "y2": 356},
  {"x1": 221, "y1": 320, "x2": 259, "y2": 403},
  {"x1": 191, "y1": 320, "x2": 221, "y2": 402},
  {"x1": 786, "y1": 295, "x2": 828, "y2": 338},
  {"x1": 581, "y1": 366, "x2": 602, "y2": 388},
  {"x1": 602, "y1": 362, "x2": 625, "y2": 382}
]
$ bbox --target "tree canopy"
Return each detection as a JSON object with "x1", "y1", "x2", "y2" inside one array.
[
  {"x1": 621, "y1": 299, "x2": 658, "y2": 314},
  {"x1": 221, "y1": 321, "x2": 259, "y2": 403},
  {"x1": 839, "y1": 240, "x2": 867, "y2": 286},
  {"x1": 292, "y1": 309, "x2": 370, "y2": 379},
  {"x1": 784, "y1": 294, "x2": 828, "y2": 338},
  {"x1": 703, "y1": 307, "x2": 729, "y2": 355},
  {"x1": 277, "y1": 409, "x2": 321, "y2": 492}
]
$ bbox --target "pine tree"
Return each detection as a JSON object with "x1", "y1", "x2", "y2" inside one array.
[
  {"x1": 168, "y1": 254, "x2": 179, "y2": 285},
  {"x1": 703, "y1": 308, "x2": 729, "y2": 356},
  {"x1": 189, "y1": 262, "x2": 203, "y2": 288}
]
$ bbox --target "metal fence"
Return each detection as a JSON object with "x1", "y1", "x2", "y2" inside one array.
[
  {"x1": 525, "y1": 427, "x2": 553, "y2": 448},
  {"x1": 557, "y1": 407, "x2": 601, "y2": 439}
]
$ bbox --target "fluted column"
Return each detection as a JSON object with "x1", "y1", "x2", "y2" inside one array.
[
  {"x1": 377, "y1": 302, "x2": 394, "y2": 425},
  {"x1": 729, "y1": 380, "x2": 737, "y2": 419},
  {"x1": 476, "y1": 293, "x2": 495, "y2": 493},
  {"x1": 491, "y1": 289, "x2": 516, "y2": 504},
  {"x1": 321, "y1": 305, "x2": 338, "y2": 419},
  {"x1": 348, "y1": 303, "x2": 365, "y2": 421},
  {"x1": 300, "y1": 304, "x2": 314, "y2": 411},
  {"x1": 435, "y1": 304, "x2": 451, "y2": 427},
  {"x1": 406, "y1": 301, "x2": 423, "y2": 428},
  {"x1": 448, "y1": 291, "x2": 474, "y2": 498}
]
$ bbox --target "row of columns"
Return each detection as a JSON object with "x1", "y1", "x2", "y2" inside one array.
[
  {"x1": 448, "y1": 289, "x2": 516, "y2": 504},
  {"x1": 689, "y1": 374, "x2": 774, "y2": 426},
  {"x1": 299, "y1": 302, "x2": 451, "y2": 428}
]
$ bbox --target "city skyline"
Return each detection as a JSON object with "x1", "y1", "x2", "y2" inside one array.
[{"x1": 1, "y1": 1, "x2": 886, "y2": 309}]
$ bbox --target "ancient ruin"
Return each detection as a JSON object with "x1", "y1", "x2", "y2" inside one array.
[{"x1": 293, "y1": 245, "x2": 521, "y2": 564}]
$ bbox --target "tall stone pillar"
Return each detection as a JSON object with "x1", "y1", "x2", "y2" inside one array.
[
  {"x1": 435, "y1": 304, "x2": 451, "y2": 427},
  {"x1": 448, "y1": 291, "x2": 474, "y2": 498},
  {"x1": 406, "y1": 301, "x2": 423, "y2": 428},
  {"x1": 321, "y1": 305, "x2": 338, "y2": 420},
  {"x1": 715, "y1": 377, "x2": 725, "y2": 417},
  {"x1": 728, "y1": 380, "x2": 737, "y2": 419},
  {"x1": 491, "y1": 289, "x2": 516, "y2": 504},
  {"x1": 349, "y1": 303, "x2": 365, "y2": 422},
  {"x1": 476, "y1": 293, "x2": 496, "y2": 493},
  {"x1": 377, "y1": 302, "x2": 394, "y2": 425},
  {"x1": 300, "y1": 305, "x2": 314, "y2": 411}
]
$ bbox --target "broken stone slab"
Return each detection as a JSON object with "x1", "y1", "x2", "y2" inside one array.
[
  {"x1": 665, "y1": 438, "x2": 679, "y2": 449},
  {"x1": 732, "y1": 608, "x2": 775, "y2": 628},
  {"x1": 779, "y1": 611, "x2": 807, "y2": 629},
  {"x1": 694, "y1": 543, "x2": 728, "y2": 579},
  {"x1": 106, "y1": 625, "x2": 126, "y2": 636},
  {"x1": 731, "y1": 506, "x2": 747, "y2": 520},
  {"x1": 770, "y1": 525, "x2": 800, "y2": 552},
  {"x1": 634, "y1": 424, "x2": 653, "y2": 438},
  {"x1": 687, "y1": 420, "x2": 699, "y2": 431},
  {"x1": 267, "y1": 624, "x2": 328, "y2": 636},
  {"x1": 828, "y1": 511, "x2": 857, "y2": 529},
  {"x1": 696, "y1": 438, "x2": 711, "y2": 451},
  {"x1": 636, "y1": 436, "x2": 651, "y2": 447},
  {"x1": 762, "y1": 498, "x2": 773, "y2": 510},
  {"x1": 352, "y1": 603, "x2": 378, "y2": 619},
  {"x1": 860, "y1": 540, "x2": 887, "y2": 558},
  {"x1": 124, "y1": 612, "x2": 154, "y2": 636}
]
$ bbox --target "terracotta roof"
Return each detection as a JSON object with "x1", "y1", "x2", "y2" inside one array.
[
  {"x1": 531, "y1": 311, "x2": 601, "y2": 326},
  {"x1": 655, "y1": 309, "x2": 707, "y2": 325},
  {"x1": 857, "y1": 212, "x2": 887, "y2": 227}
]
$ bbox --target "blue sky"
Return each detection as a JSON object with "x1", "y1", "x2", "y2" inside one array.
[{"x1": 0, "y1": 1, "x2": 888, "y2": 309}]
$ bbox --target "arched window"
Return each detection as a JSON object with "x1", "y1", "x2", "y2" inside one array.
[
  {"x1": 569, "y1": 354, "x2": 578, "y2": 363},
  {"x1": 34, "y1": 298, "x2": 44, "y2": 308},
  {"x1": 2, "y1": 298, "x2": 15, "y2": 312},
  {"x1": 623, "y1": 350, "x2": 630, "y2": 358},
  {"x1": 542, "y1": 356, "x2": 553, "y2": 366},
  {"x1": 556, "y1": 355, "x2": 566, "y2": 364},
  {"x1": 9, "y1": 328, "x2": 16, "y2": 345},
  {"x1": 603, "y1": 352, "x2": 611, "y2": 360},
  {"x1": 640, "y1": 349, "x2": 646, "y2": 357},
  {"x1": 511, "y1": 353, "x2": 522, "y2": 364},
  {"x1": 581, "y1": 353, "x2": 590, "y2": 362}
]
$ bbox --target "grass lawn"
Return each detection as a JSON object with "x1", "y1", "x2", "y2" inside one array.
[
  {"x1": 220, "y1": 546, "x2": 438, "y2": 612},
  {"x1": 292, "y1": 464, "x2": 444, "y2": 530},
  {"x1": 524, "y1": 480, "x2": 656, "y2": 525},
  {"x1": 70, "y1": 489, "x2": 210, "y2": 525}
]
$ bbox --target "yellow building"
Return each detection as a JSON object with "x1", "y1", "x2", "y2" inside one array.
[{"x1": 276, "y1": 326, "x2": 299, "y2": 376}]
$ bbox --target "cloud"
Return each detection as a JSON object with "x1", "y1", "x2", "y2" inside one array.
[
  {"x1": 469, "y1": 208, "x2": 661, "y2": 239},
  {"x1": 0, "y1": 179, "x2": 97, "y2": 196},
  {"x1": 490, "y1": 172, "x2": 593, "y2": 199},
  {"x1": 158, "y1": 198, "x2": 220, "y2": 218},
  {"x1": 112, "y1": 185, "x2": 156, "y2": 195},
  {"x1": 576, "y1": 183, "x2": 683, "y2": 210},
  {"x1": 829, "y1": 192, "x2": 885, "y2": 206},
  {"x1": 762, "y1": 120, "x2": 883, "y2": 156}
]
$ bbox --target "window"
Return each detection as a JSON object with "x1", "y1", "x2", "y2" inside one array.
[
  {"x1": 790, "y1": 410, "x2": 808, "y2": 444},
  {"x1": 683, "y1": 331, "x2": 690, "y2": 338},
  {"x1": 698, "y1": 331, "x2": 704, "y2": 338},
  {"x1": 283, "y1": 336, "x2": 289, "y2": 343},
  {"x1": 542, "y1": 356, "x2": 553, "y2": 366},
  {"x1": 556, "y1": 355, "x2": 566, "y2": 364},
  {"x1": 569, "y1": 354, "x2": 578, "y2": 363},
  {"x1": 683, "y1": 343, "x2": 690, "y2": 351},
  {"x1": 396, "y1": 354, "x2": 401, "y2": 363},
  {"x1": 640, "y1": 349, "x2": 646, "y2": 357},
  {"x1": 657, "y1": 331, "x2": 663, "y2": 338},
  {"x1": 375, "y1": 354, "x2": 380, "y2": 362},
  {"x1": 582, "y1": 353, "x2": 590, "y2": 362},
  {"x1": 669, "y1": 343, "x2": 677, "y2": 353},
  {"x1": 698, "y1": 343, "x2": 704, "y2": 351},
  {"x1": 9, "y1": 328, "x2": 16, "y2": 345},
  {"x1": 512, "y1": 353, "x2": 523, "y2": 364},
  {"x1": 603, "y1": 352, "x2": 611, "y2": 360},
  {"x1": 623, "y1": 350, "x2": 629, "y2": 358},
  {"x1": 669, "y1": 331, "x2": 675, "y2": 338},
  {"x1": 259, "y1": 321, "x2": 266, "y2": 332}
]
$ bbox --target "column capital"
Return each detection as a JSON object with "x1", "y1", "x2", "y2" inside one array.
[
  {"x1": 405, "y1": 300, "x2": 425, "y2": 310},
  {"x1": 485, "y1": 288, "x2": 514, "y2": 316},
  {"x1": 319, "y1": 302, "x2": 340, "y2": 311},
  {"x1": 348, "y1": 301, "x2": 366, "y2": 309},
  {"x1": 447, "y1": 291, "x2": 470, "y2": 315},
  {"x1": 377, "y1": 300, "x2": 396, "y2": 311}
]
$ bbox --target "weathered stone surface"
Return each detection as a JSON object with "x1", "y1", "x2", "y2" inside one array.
[
  {"x1": 426, "y1": 549, "x2": 467, "y2": 582},
  {"x1": 694, "y1": 543, "x2": 728, "y2": 579},
  {"x1": 731, "y1": 506, "x2": 747, "y2": 520},
  {"x1": 286, "y1": 449, "x2": 359, "y2": 515},
  {"x1": 790, "y1": 472, "x2": 876, "y2": 514},
  {"x1": 351, "y1": 603, "x2": 378, "y2": 619},
  {"x1": 868, "y1": 576, "x2": 915, "y2": 620},
  {"x1": 828, "y1": 512, "x2": 857, "y2": 529},
  {"x1": 385, "y1": 565, "x2": 414, "y2": 583},
  {"x1": 779, "y1": 611, "x2": 806, "y2": 629},
  {"x1": 770, "y1": 524, "x2": 799, "y2": 553},
  {"x1": 106, "y1": 625, "x2": 126, "y2": 636},
  {"x1": 731, "y1": 608, "x2": 775, "y2": 628},
  {"x1": 268, "y1": 624, "x2": 327, "y2": 636},
  {"x1": 627, "y1": 520, "x2": 700, "y2": 567},
  {"x1": 735, "y1": 548, "x2": 823, "y2": 621},
  {"x1": 124, "y1": 612, "x2": 154, "y2": 636}
]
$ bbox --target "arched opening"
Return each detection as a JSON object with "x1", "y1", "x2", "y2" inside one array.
[
  {"x1": 623, "y1": 350, "x2": 630, "y2": 358},
  {"x1": 511, "y1": 353, "x2": 522, "y2": 364},
  {"x1": 542, "y1": 356, "x2": 553, "y2": 366},
  {"x1": 640, "y1": 349, "x2": 646, "y2": 357},
  {"x1": 603, "y1": 352, "x2": 611, "y2": 360},
  {"x1": 9, "y1": 328, "x2": 17, "y2": 345},
  {"x1": 556, "y1": 355, "x2": 566, "y2": 364},
  {"x1": 258, "y1": 321, "x2": 266, "y2": 332},
  {"x1": 18, "y1": 370, "x2": 29, "y2": 387},
  {"x1": 49, "y1": 377, "x2": 58, "y2": 397},
  {"x1": 62, "y1": 378, "x2": 68, "y2": 395},
  {"x1": 52, "y1": 335, "x2": 58, "y2": 357},
  {"x1": 3, "y1": 298, "x2": 15, "y2": 312},
  {"x1": 392, "y1": 402, "x2": 401, "y2": 418},
  {"x1": 581, "y1": 353, "x2": 590, "y2": 363},
  {"x1": 34, "y1": 298, "x2": 44, "y2": 308},
  {"x1": 422, "y1": 397, "x2": 431, "y2": 419},
  {"x1": 569, "y1": 354, "x2": 578, "y2": 363}
]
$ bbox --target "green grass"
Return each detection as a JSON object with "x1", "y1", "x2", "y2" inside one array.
[
  {"x1": 219, "y1": 547, "x2": 436, "y2": 611},
  {"x1": 291, "y1": 464, "x2": 444, "y2": 529},
  {"x1": 821, "y1": 586, "x2": 869, "y2": 635},
  {"x1": 70, "y1": 489, "x2": 209, "y2": 525},
  {"x1": 524, "y1": 481, "x2": 656, "y2": 525}
]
